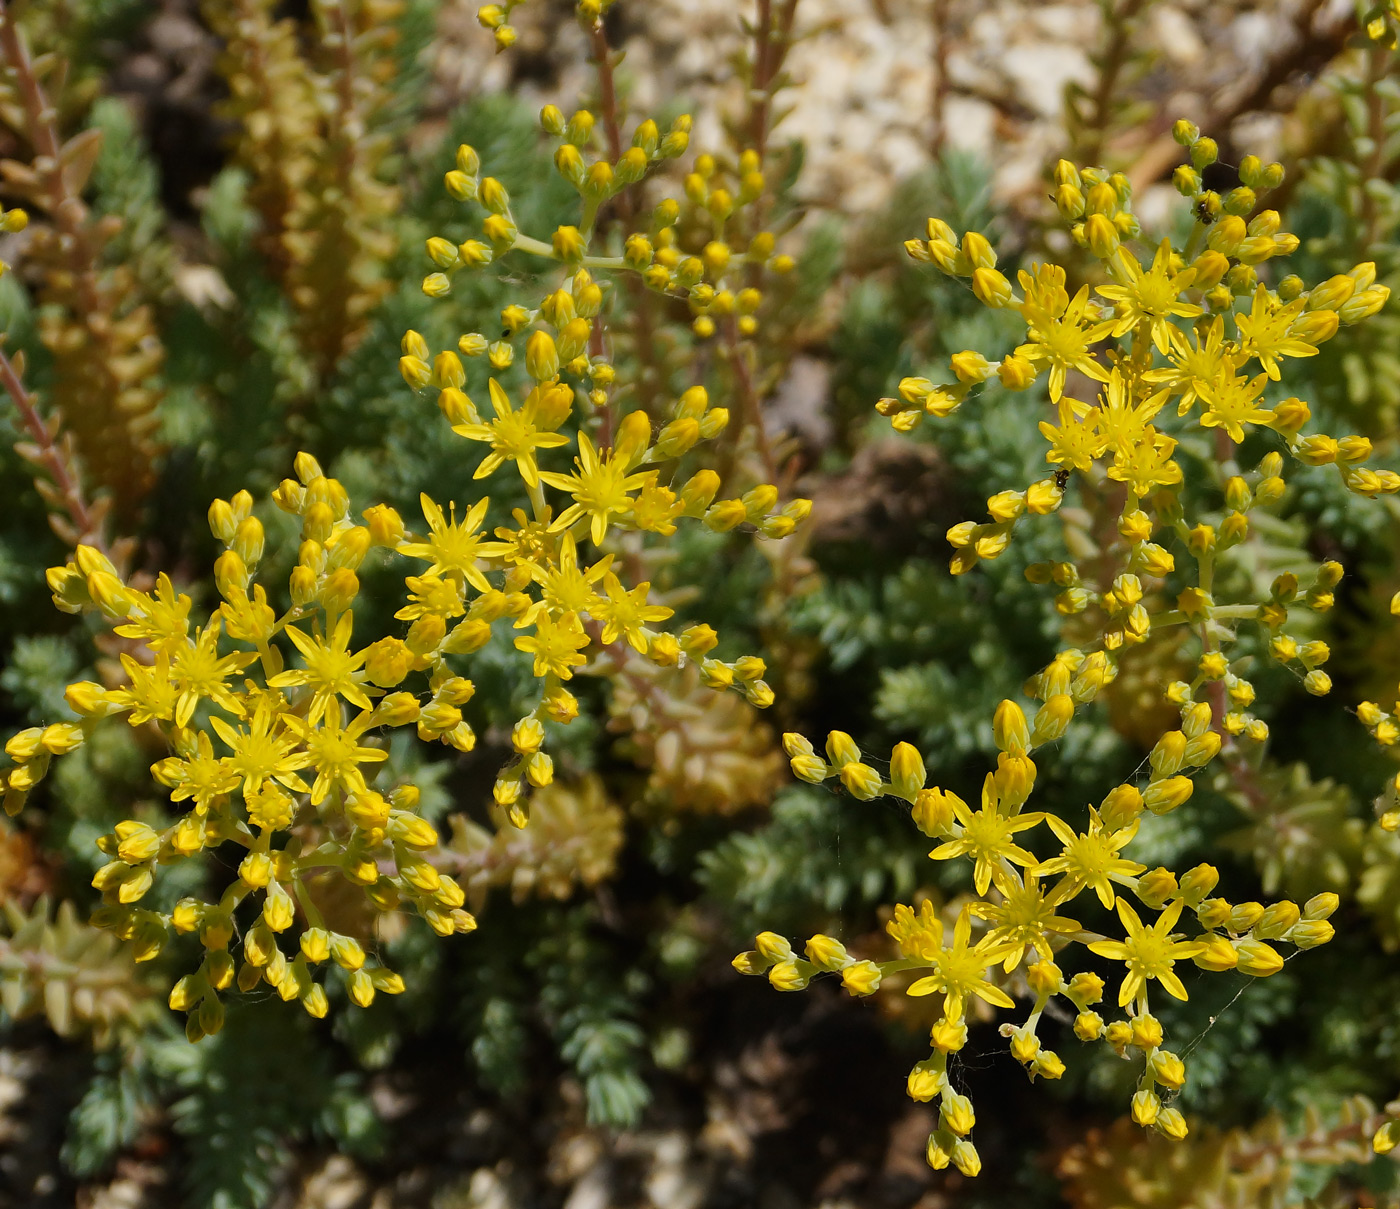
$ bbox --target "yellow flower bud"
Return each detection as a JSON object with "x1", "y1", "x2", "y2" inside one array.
[
  {"x1": 1157, "y1": 1108, "x2": 1189, "y2": 1141},
  {"x1": 330, "y1": 934, "x2": 366, "y2": 970},
  {"x1": 971, "y1": 266, "x2": 1013, "y2": 307},
  {"x1": 169, "y1": 975, "x2": 202, "y2": 1012},
  {"x1": 523, "y1": 330, "x2": 559, "y2": 382},
  {"x1": 1027, "y1": 960, "x2": 1062, "y2": 998},
  {"x1": 1172, "y1": 864, "x2": 1216, "y2": 908},
  {"x1": 941, "y1": 1091, "x2": 975, "y2": 1136},
  {"x1": 1010, "y1": 1027, "x2": 1040, "y2": 1064},
  {"x1": 960, "y1": 231, "x2": 995, "y2": 270},
  {"x1": 907, "y1": 1061, "x2": 946, "y2": 1101},
  {"x1": 1192, "y1": 934, "x2": 1237, "y2": 971},
  {"x1": 889, "y1": 742, "x2": 926, "y2": 802},
  {"x1": 1288, "y1": 920, "x2": 1334, "y2": 949},
  {"x1": 839, "y1": 761, "x2": 883, "y2": 800},
  {"x1": 1151, "y1": 1050, "x2": 1186, "y2": 1090},
  {"x1": 263, "y1": 886, "x2": 295, "y2": 932},
  {"x1": 803, "y1": 934, "x2": 850, "y2": 970},
  {"x1": 1143, "y1": 775, "x2": 1193, "y2": 815},
  {"x1": 1131, "y1": 1089, "x2": 1161, "y2": 1127},
  {"x1": 931, "y1": 1016, "x2": 968, "y2": 1053},
  {"x1": 755, "y1": 931, "x2": 793, "y2": 963},
  {"x1": 348, "y1": 969, "x2": 375, "y2": 1007},
  {"x1": 172, "y1": 899, "x2": 202, "y2": 933},
  {"x1": 1235, "y1": 939, "x2": 1284, "y2": 977},
  {"x1": 1149, "y1": 731, "x2": 1187, "y2": 778},
  {"x1": 1130, "y1": 1012, "x2": 1163, "y2": 1050},
  {"x1": 362, "y1": 636, "x2": 412, "y2": 688},
  {"x1": 993, "y1": 700, "x2": 1029, "y2": 754},
  {"x1": 926, "y1": 1130, "x2": 954, "y2": 1171},
  {"x1": 998, "y1": 354, "x2": 1037, "y2": 390},
  {"x1": 950, "y1": 350, "x2": 995, "y2": 383},
  {"x1": 239, "y1": 851, "x2": 272, "y2": 889},
  {"x1": 115, "y1": 821, "x2": 161, "y2": 865},
  {"x1": 1030, "y1": 694, "x2": 1073, "y2": 745},
  {"x1": 1084, "y1": 213, "x2": 1119, "y2": 258},
  {"x1": 1254, "y1": 900, "x2": 1300, "y2": 939},
  {"x1": 767, "y1": 960, "x2": 809, "y2": 991},
  {"x1": 842, "y1": 960, "x2": 882, "y2": 996}
]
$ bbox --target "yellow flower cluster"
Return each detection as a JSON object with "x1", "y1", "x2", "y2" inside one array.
[
  {"x1": 736, "y1": 122, "x2": 1392, "y2": 1175},
  {"x1": 421, "y1": 108, "x2": 793, "y2": 346},
  {"x1": 0, "y1": 128, "x2": 809, "y2": 1039},
  {"x1": 1361, "y1": 599, "x2": 1400, "y2": 834},
  {"x1": 478, "y1": 0, "x2": 619, "y2": 55}
]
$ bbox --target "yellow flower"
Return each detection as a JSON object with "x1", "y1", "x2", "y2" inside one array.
[
  {"x1": 1018, "y1": 273, "x2": 1114, "y2": 401},
  {"x1": 540, "y1": 431, "x2": 650, "y2": 545},
  {"x1": 220, "y1": 584, "x2": 277, "y2": 644},
  {"x1": 394, "y1": 573, "x2": 466, "y2": 621},
  {"x1": 453, "y1": 378, "x2": 569, "y2": 488},
  {"x1": 1196, "y1": 368, "x2": 1274, "y2": 443},
  {"x1": 168, "y1": 617, "x2": 257, "y2": 728},
  {"x1": 490, "y1": 505, "x2": 560, "y2": 567},
  {"x1": 1036, "y1": 810, "x2": 1145, "y2": 908},
  {"x1": 928, "y1": 775, "x2": 1044, "y2": 895},
  {"x1": 1234, "y1": 285, "x2": 1318, "y2": 380},
  {"x1": 1088, "y1": 899, "x2": 1205, "y2": 1006},
  {"x1": 113, "y1": 573, "x2": 192, "y2": 653},
  {"x1": 282, "y1": 699, "x2": 390, "y2": 807},
  {"x1": 1096, "y1": 239, "x2": 1202, "y2": 353},
  {"x1": 1093, "y1": 368, "x2": 1166, "y2": 458},
  {"x1": 514, "y1": 611, "x2": 590, "y2": 679},
  {"x1": 112, "y1": 653, "x2": 179, "y2": 725},
  {"x1": 521, "y1": 533, "x2": 610, "y2": 625},
  {"x1": 269, "y1": 611, "x2": 375, "y2": 723},
  {"x1": 905, "y1": 907, "x2": 1016, "y2": 1019},
  {"x1": 1144, "y1": 315, "x2": 1234, "y2": 415},
  {"x1": 210, "y1": 702, "x2": 312, "y2": 799},
  {"x1": 969, "y1": 870, "x2": 1082, "y2": 971},
  {"x1": 887, "y1": 897, "x2": 945, "y2": 960},
  {"x1": 245, "y1": 783, "x2": 295, "y2": 831},
  {"x1": 398, "y1": 494, "x2": 493, "y2": 593},
  {"x1": 594, "y1": 573, "x2": 673, "y2": 651},
  {"x1": 1039, "y1": 397, "x2": 1106, "y2": 472},
  {"x1": 628, "y1": 472, "x2": 685, "y2": 535},
  {"x1": 1106, "y1": 427, "x2": 1182, "y2": 497},
  {"x1": 151, "y1": 732, "x2": 241, "y2": 810}
]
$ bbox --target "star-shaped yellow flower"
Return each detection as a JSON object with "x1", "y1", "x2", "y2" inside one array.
[
  {"x1": 904, "y1": 906, "x2": 1017, "y2": 1020},
  {"x1": 453, "y1": 378, "x2": 569, "y2": 488},
  {"x1": 541, "y1": 432, "x2": 650, "y2": 546},
  {"x1": 929, "y1": 774, "x2": 1045, "y2": 896},
  {"x1": 269, "y1": 611, "x2": 375, "y2": 724},
  {"x1": 398, "y1": 494, "x2": 493, "y2": 593},
  {"x1": 1036, "y1": 809, "x2": 1145, "y2": 908},
  {"x1": 1096, "y1": 239, "x2": 1202, "y2": 354},
  {"x1": 1088, "y1": 899, "x2": 1205, "y2": 1007}
]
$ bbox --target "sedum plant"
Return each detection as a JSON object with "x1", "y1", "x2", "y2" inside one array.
[
  {"x1": 1, "y1": 0, "x2": 1400, "y2": 1198},
  {"x1": 0, "y1": 0, "x2": 809, "y2": 1047},
  {"x1": 736, "y1": 120, "x2": 1395, "y2": 1175},
  {"x1": 2, "y1": 273, "x2": 801, "y2": 1038}
]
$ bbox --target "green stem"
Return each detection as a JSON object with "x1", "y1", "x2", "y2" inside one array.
[
  {"x1": 1182, "y1": 219, "x2": 1207, "y2": 261},
  {"x1": 291, "y1": 877, "x2": 324, "y2": 929},
  {"x1": 1151, "y1": 604, "x2": 1258, "y2": 629},
  {"x1": 510, "y1": 233, "x2": 628, "y2": 271}
]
